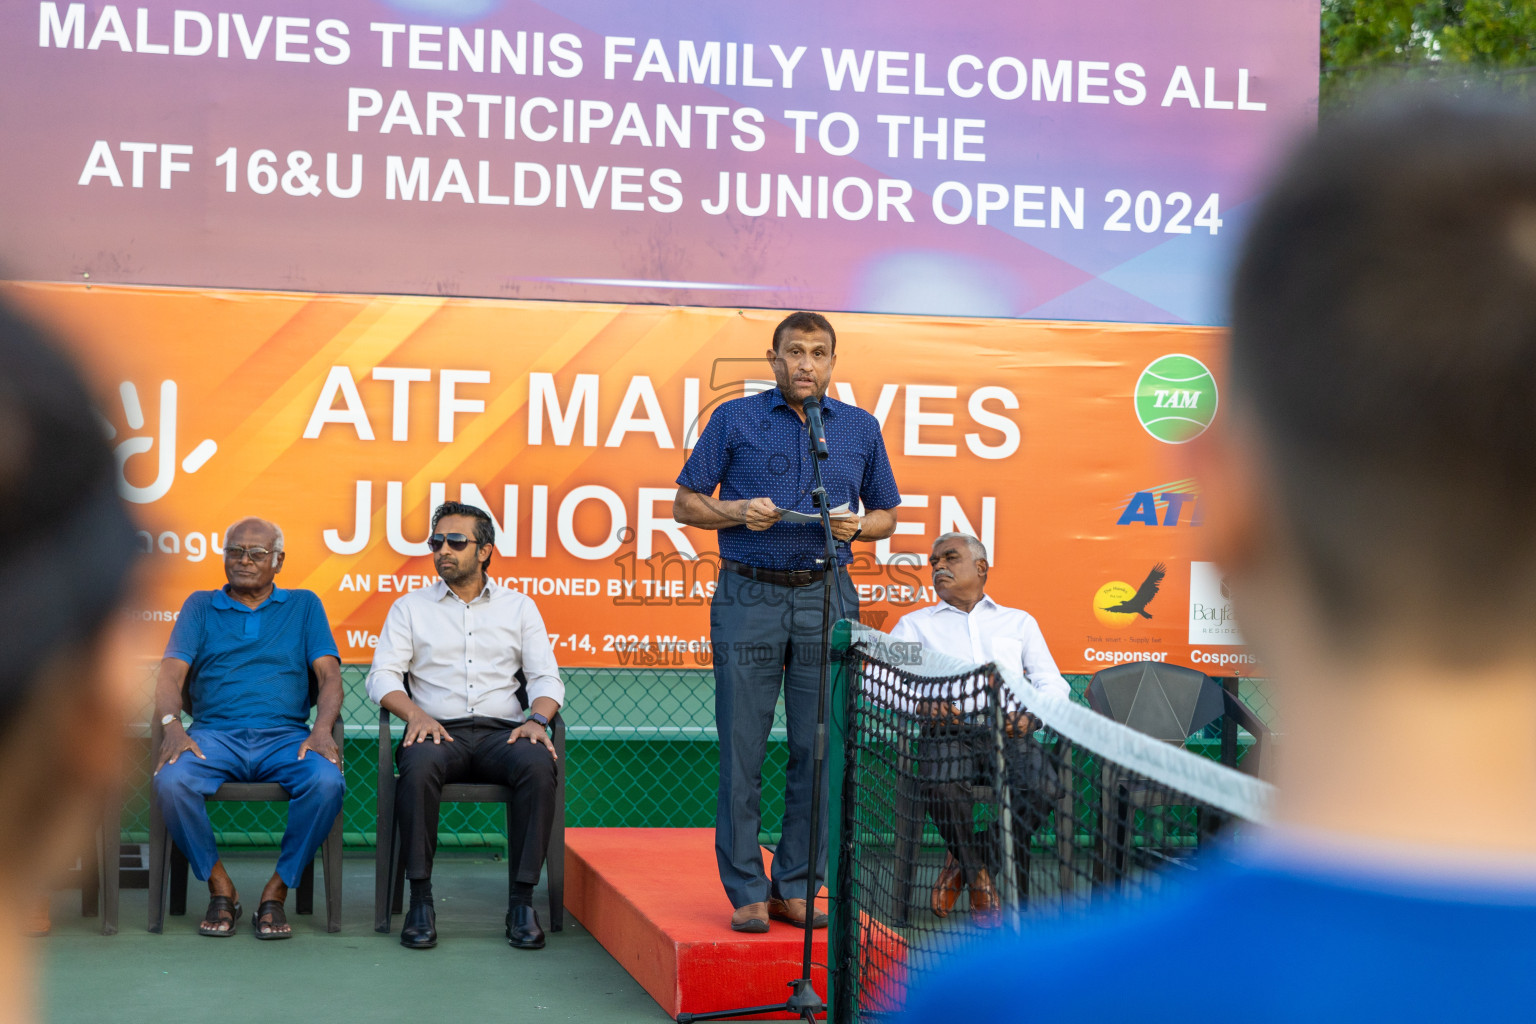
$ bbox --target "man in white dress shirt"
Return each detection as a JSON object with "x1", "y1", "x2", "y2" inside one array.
[
  {"x1": 888, "y1": 532, "x2": 1069, "y2": 922},
  {"x1": 367, "y1": 501, "x2": 564, "y2": 951}
]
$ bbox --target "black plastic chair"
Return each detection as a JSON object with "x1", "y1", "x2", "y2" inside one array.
[
  {"x1": 373, "y1": 675, "x2": 566, "y2": 935},
  {"x1": 54, "y1": 799, "x2": 121, "y2": 935},
  {"x1": 94, "y1": 796, "x2": 122, "y2": 934},
  {"x1": 1085, "y1": 661, "x2": 1269, "y2": 885},
  {"x1": 147, "y1": 666, "x2": 343, "y2": 933}
]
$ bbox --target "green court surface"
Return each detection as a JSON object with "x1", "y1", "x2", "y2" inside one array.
[{"x1": 39, "y1": 851, "x2": 672, "y2": 1024}]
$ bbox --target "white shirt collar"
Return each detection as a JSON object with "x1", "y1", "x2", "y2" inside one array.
[
  {"x1": 934, "y1": 593, "x2": 999, "y2": 616},
  {"x1": 430, "y1": 576, "x2": 498, "y2": 605}
]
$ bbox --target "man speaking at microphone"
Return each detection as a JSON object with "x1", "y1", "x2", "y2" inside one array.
[{"x1": 674, "y1": 311, "x2": 901, "y2": 932}]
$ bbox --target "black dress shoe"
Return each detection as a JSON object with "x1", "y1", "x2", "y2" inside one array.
[
  {"x1": 400, "y1": 902, "x2": 437, "y2": 949},
  {"x1": 506, "y1": 905, "x2": 545, "y2": 950}
]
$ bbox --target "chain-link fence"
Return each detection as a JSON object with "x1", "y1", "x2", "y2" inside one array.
[
  {"x1": 119, "y1": 661, "x2": 1274, "y2": 856},
  {"x1": 121, "y1": 663, "x2": 785, "y2": 851}
]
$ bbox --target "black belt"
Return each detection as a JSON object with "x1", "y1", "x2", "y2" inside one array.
[{"x1": 722, "y1": 558, "x2": 825, "y2": 588}]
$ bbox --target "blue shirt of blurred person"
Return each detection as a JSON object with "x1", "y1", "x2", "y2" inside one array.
[{"x1": 898, "y1": 847, "x2": 1536, "y2": 1023}]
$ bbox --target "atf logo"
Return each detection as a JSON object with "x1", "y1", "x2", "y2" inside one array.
[
  {"x1": 1134, "y1": 354, "x2": 1218, "y2": 444},
  {"x1": 1117, "y1": 478, "x2": 1202, "y2": 526},
  {"x1": 1093, "y1": 562, "x2": 1166, "y2": 628}
]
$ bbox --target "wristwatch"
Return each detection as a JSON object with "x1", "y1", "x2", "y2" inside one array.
[
  {"x1": 160, "y1": 713, "x2": 178, "y2": 727},
  {"x1": 528, "y1": 712, "x2": 551, "y2": 729}
]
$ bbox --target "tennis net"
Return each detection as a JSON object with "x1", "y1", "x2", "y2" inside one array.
[{"x1": 829, "y1": 623, "x2": 1274, "y2": 1022}]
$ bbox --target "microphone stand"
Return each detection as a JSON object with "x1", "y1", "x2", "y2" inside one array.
[{"x1": 677, "y1": 399, "x2": 847, "y2": 1024}]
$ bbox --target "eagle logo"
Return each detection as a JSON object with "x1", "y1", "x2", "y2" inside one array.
[{"x1": 1099, "y1": 564, "x2": 1167, "y2": 620}]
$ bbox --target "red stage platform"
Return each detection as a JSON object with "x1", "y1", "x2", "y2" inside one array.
[{"x1": 565, "y1": 827, "x2": 835, "y2": 1020}]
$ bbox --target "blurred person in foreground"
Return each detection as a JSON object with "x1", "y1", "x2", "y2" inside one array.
[
  {"x1": 0, "y1": 300, "x2": 138, "y2": 1019},
  {"x1": 888, "y1": 532, "x2": 1070, "y2": 924},
  {"x1": 902, "y1": 93, "x2": 1536, "y2": 1021}
]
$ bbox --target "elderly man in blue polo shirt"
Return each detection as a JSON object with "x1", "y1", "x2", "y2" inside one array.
[
  {"x1": 152, "y1": 516, "x2": 344, "y2": 940},
  {"x1": 674, "y1": 311, "x2": 901, "y2": 932}
]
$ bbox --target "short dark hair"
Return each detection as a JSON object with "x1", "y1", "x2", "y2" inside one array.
[
  {"x1": 0, "y1": 299, "x2": 137, "y2": 729},
  {"x1": 772, "y1": 311, "x2": 836, "y2": 353},
  {"x1": 1231, "y1": 92, "x2": 1536, "y2": 659},
  {"x1": 431, "y1": 501, "x2": 496, "y2": 571}
]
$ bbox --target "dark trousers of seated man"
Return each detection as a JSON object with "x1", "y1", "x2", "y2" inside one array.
[
  {"x1": 921, "y1": 723, "x2": 1060, "y2": 896},
  {"x1": 396, "y1": 717, "x2": 559, "y2": 892}
]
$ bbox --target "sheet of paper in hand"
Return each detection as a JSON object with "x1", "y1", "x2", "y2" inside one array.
[{"x1": 776, "y1": 503, "x2": 853, "y2": 524}]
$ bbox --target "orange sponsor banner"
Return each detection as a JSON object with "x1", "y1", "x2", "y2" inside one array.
[{"x1": 5, "y1": 281, "x2": 1252, "y2": 675}]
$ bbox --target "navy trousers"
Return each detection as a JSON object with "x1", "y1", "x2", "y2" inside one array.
[
  {"x1": 153, "y1": 725, "x2": 345, "y2": 888},
  {"x1": 711, "y1": 568, "x2": 858, "y2": 909}
]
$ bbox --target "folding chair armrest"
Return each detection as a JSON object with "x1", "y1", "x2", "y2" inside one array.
[
  {"x1": 378, "y1": 706, "x2": 394, "y2": 788},
  {"x1": 1220, "y1": 689, "x2": 1269, "y2": 776},
  {"x1": 1220, "y1": 690, "x2": 1270, "y2": 742},
  {"x1": 550, "y1": 712, "x2": 566, "y2": 759}
]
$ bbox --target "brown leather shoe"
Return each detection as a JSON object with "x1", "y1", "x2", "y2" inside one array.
[
  {"x1": 930, "y1": 854, "x2": 963, "y2": 918},
  {"x1": 25, "y1": 895, "x2": 49, "y2": 938},
  {"x1": 767, "y1": 897, "x2": 828, "y2": 929},
  {"x1": 969, "y1": 868, "x2": 1001, "y2": 926},
  {"x1": 730, "y1": 902, "x2": 770, "y2": 933}
]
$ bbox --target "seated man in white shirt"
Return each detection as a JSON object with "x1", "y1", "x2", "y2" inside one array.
[
  {"x1": 888, "y1": 532, "x2": 1070, "y2": 923},
  {"x1": 366, "y1": 501, "x2": 564, "y2": 952}
]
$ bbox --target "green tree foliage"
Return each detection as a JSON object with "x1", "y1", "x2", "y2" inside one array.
[{"x1": 1321, "y1": 0, "x2": 1536, "y2": 113}]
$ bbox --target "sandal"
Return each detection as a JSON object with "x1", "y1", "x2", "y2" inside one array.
[
  {"x1": 198, "y1": 895, "x2": 241, "y2": 937},
  {"x1": 254, "y1": 899, "x2": 292, "y2": 940}
]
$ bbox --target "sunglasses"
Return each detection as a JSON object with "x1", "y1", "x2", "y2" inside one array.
[{"x1": 427, "y1": 532, "x2": 473, "y2": 553}]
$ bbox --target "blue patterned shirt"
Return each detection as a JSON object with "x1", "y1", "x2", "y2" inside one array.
[
  {"x1": 164, "y1": 586, "x2": 339, "y2": 730},
  {"x1": 677, "y1": 387, "x2": 901, "y2": 569}
]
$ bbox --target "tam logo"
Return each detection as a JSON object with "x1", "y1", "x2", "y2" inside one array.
[
  {"x1": 1150, "y1": 390, "x2": 1202, "y2": 409},
  {"x1": 1116, "y1": 490, "x2": 1203, "y2": 527}
]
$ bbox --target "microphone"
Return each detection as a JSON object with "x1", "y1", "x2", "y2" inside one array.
[{"x1": 804, "y1": 400, "x2": 830, "y2": 460}]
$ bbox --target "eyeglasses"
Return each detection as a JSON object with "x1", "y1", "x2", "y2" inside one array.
[
  {"x1": 427, "y1": 533, "x2": 473, "y2": 553},
  {"x1": 225, "y1": 546, "x2": 273, "y2": 564}
]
